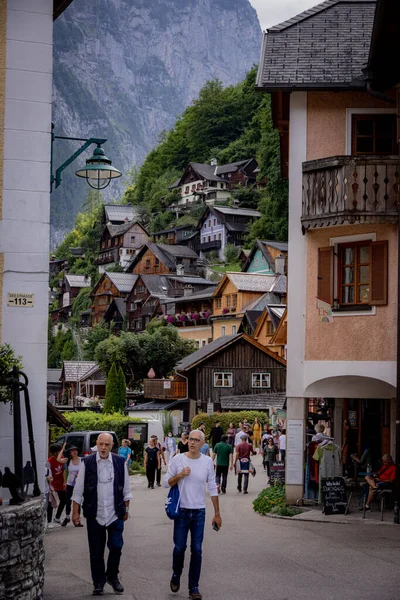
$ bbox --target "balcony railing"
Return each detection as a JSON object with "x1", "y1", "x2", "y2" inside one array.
[
  {"x1": 196, "y1": 240, "x2": 222, "y2": 251},
  {"x1": 144, "y1": 379, "x2": 187, "y2": 400},
  {"x1": 302, "y1": 155, "x2": 400, "y2": 230}
]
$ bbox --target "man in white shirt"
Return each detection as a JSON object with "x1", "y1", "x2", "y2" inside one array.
[
  {"x1": 164, "y1": 429, "x2": 221, "y2": 600},
  {"x1": 72, "y1": 433, "x2": 132, "y2": 596},
  {"x1": 279, "y1": 428, "x2": 286, "y2": 461}
]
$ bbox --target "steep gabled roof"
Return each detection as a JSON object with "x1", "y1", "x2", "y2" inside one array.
[
  {"x1": 256, "y1": 0, "x2": 376, "y2": 91},
  {"x1": 104, "y1": 298, "x2": 127, "y2": 321},
  {"x1": 125, "y1": 243, "x2": 199, "y2": 273},
  {"x1": 103, "y1": 204, "x2": 138, "y2": 224},
  {"x1": 216, "y1": 159, "x2": 256, "y2": 175},
  {"x1": 65, "y1": 274, "x2": 91, "y2": 289},
  {"x1": 175, "y1": 333, "x2": 286, "y2": 372},
  {"x1": 60, "y1": 361, "x2": 97, "y2": 382},
  {"x1": 48, "y1": 368, "x2": 62, "y2": 384},
  {"x1": 215, "y1": 272, "x2": 282, "y2": 296},
  {"x1": 187, "y1": 162, "x2": 225, "y2": 183},
  {"x1": 106, "y1": 273, "x2": 138, "y2": 293}
]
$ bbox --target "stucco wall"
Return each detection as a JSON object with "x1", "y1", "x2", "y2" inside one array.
[
  {"x1": 307, "y1": 91, "x2": 395, "y2": 161},
  {"x1": 305, "y1": 223, "x2": 397, "y2": 362},
  {"x1": 177, "y1": 325, "x2": 211, "y2": 345},
  {"x1": 0, "y1": 1, "x2": 6, "y2": 340}
]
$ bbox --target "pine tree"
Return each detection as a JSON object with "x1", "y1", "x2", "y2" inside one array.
[
  {"x1": 103, "y1": 362, "x2": 119, "y2": 414},
  {"x1": 117, "y1": 366, "x2": 127, "y2": 412}
]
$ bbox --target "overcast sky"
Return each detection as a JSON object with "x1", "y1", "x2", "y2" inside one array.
[{"x1": 249, "y1": 0, "x2": 319, "y2": 30}]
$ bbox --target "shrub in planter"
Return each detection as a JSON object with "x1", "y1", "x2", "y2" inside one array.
[
  {"x1": 167, "y1": 315, "x2": 176, "y2": 323},
  {"x1": 192, "y1": 313, "x2": 199, "y2": 320},
  {"x1": 253, "y1": 485, "x2": 286, "y2": 515},
  {"x1": 222, "y1": 308, "x2": 229, "y2": 314},
  {"x1": 178, "y1": 314, "x2": 187, "y2": 322}
]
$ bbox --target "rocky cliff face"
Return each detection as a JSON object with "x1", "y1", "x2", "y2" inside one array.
[{"x1": 51, "y1": 0, "x2": 261, "y2": 242}]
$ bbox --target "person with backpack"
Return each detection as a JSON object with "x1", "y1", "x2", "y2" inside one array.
[{"x1": 59, "y1": 445, "x2": 83, "y2": 527}]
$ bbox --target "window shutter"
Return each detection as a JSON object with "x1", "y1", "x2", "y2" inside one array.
[
  {"x1": 370, "y1": 240, "x2": 388, "y2": 305},
  {"x1": 317, "y1": 247, "x2": 333, "y2": 304}
]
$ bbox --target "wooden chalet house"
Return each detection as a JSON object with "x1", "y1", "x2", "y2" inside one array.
[
  {"x1": 252, "y1": 306, "x2": 287, "y2": 359},
  {"x1": 101, "y1": 203, "x2": 139, "y2": 226},
  {"x1": 126, "y1": 274, "x2": 214, "y2": 332},
  {"x1": 146, "y1": 334, "x2": 286, "y2": 419},
  {"x1": 256, "y1": 0, "x2": 400, "y2": 502},
  {"x1": 60, "y1": 361, "x2": 97, "y2": 406},
  {"x1": 97, "y1": 220, "x2": 149, "y2": 273},
  {"x1": 242, "y1": 240, "x2": 288, "y2": 275},
  {"x1": 196, "y1": 206, "x2": 261, "y2": 260},
  {"x1": 160, "y1": 285, "x2": 217, "y2": 347},
  {"x1": 169, "y1": 159, "x2": 259, "y2": 211},
  {"x1": 91, "y1": 272, "x2": 138, "y2": 325},
  {"x1": 152, "y1": 224, "x2": 199, "y2": 250},
  {"x1": 104, "y1": 298, "x2": 127, "y2": 332},
  {"x1": 125, "y1": 243, "x2": 200, "y2": 277},
  {"x1": 212, "y1": 272, "x2": 287, "y2": 339},
  {"x1": 51, "y1": 273, "x2": 91, "y2": 324}
]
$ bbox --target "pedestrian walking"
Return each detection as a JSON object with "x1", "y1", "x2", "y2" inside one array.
[
  {"x1": 164, "y1": 429, "x2": 221, "y2": 600},
  {"x1": 61, "y1": 445, "x2": 83, "y2": 527},
  {"x1": 263, "y1": 437, "x2": 279, "y2": 481},
  {"x1": 47, "y1": 443, "x2": 67, "y2": 525},
  {"x1": 234, "y1": 435, "x2": 255, "y2": 494},
  {"x1": 144, "y1": 436, "x2": 161, "y2": 489},
  {"x1": 118, "y1": 439, "x2": 132, "y2": 468},
  {"x1": 154, "y1": 435, "x2": 167, "y2": 487},
  {"x1": 164, "y1": 431, "x2": 177, "y2": 464},
  {"x1": 252, "y1": 417, "x2": 261, "y2": 450},
  {"x1": 176, "y1": 432, "x2": 189, "y2": 454},
  {"x1": 208, "y1": 421, "x2": 223, "y2": 449},
  {"x1": 226, "y1": 422, "x2": 236, "y2": 448},
  {"x1": 212, "y1": 435, "x2": 234, "y2": 493},
  {"x1": 279, "y1": 428, "x2": 286, "y2": 461},
  {"x1": 71, "y1": 433, "x2": 132, "y2": 596},
  {"x1": 199, "y1": 440, "x2": 211, "y2": 457},
  {"x1": 234, "y1": 425, "x2": 249, "y2": 449}
]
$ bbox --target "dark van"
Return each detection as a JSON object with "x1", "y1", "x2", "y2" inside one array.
[{"x1": 54, "y1": 431, "x2": 119, "y2": 457}]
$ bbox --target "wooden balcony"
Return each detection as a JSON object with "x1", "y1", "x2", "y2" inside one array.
[
  {"x1": 143, "y1": 379, "x2": 187, "y2": 400},
  {"x1": 302, "y1": 156, "x2": 400, "y2": 230},
  {"x1": 196, "y1": 240, "x2": 222, "y2": 251}
]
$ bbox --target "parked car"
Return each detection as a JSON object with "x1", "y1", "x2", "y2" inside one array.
[{"x1": 54, "y1": 430, "x2": 119, "y2": 456}]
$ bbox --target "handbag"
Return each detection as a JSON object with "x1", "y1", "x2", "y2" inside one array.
[
  {"x1": 49, "y1": 486, "x2": 58, "y2": 509},
  {"x1": 165, "y1": 457, "x2": 185, "y2": 520}
]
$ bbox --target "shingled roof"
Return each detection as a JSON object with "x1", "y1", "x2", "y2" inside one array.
[
  {"x1": 256, "y1": 0, "x2": 376, "y2": 91},
  {"x1": 61, "y1": 361, "x2": 97, "y2": 382}
]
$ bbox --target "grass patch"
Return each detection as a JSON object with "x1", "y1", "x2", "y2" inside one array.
[
  {"x1": 269, "y1": 506, "x2": 301, "y2": 517},
  {"x1": 129, "y1": 461, "x2": 145, "y2": 475},
  {"x1": 211, "y1": 262, "x2": 241, "y2": 273}
]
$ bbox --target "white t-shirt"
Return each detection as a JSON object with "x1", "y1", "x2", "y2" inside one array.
[
  {"x1": 164, "y1": 453, "x2": 217, "y2": 509},
  {"x1": 279, "y1": 434, "x2": 286, "y2": 450},
  {"x1": 234, "y1": 431, "x2": 248, "y2": 447}
]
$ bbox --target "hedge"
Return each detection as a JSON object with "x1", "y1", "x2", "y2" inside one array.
[
  {"x1": 49, "y1": 411, "x2": 142, "y2": 444},
  {"x1": 253, "y1": 485, "x2": 286, "y2": 515},
  {"x1": 191, "y1": 411, "x2": 269, "y2": 439}
]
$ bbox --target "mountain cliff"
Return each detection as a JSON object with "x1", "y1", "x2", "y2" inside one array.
[{"x1": 51, "y1": 0, "x2": 261, "y2": 242}]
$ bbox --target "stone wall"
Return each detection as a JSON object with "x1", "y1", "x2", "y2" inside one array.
[{"x1": 0, "y1": 498, "x2": 45, "y2": 599}]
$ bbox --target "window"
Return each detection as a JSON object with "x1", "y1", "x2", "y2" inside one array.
[
  {"x1": 214, "y1": 372, "x2": 233, "y2": 387},
  {"x1": 216, "y1": 298, "x2": 222, "y2": 309},
  {"x1": 213, "y1": 219, "x2": 216, "y2": 226},
  {"x1": 318, "y1": 239, "x2": 388, "y2": 309},
  {"x1": 267, "y1": 320, "x2": 274, "y2": 335},
  {"x1": 204, "y1": 223, "x2": 207, "y2": 229},
  {"x1": 231, "y1": 294, "x2": 237, "y2": 309},
  {"x1": 218, "y1": 233, "x2": 222, "y2": 241},
  {"x1": 145, "y1": 259, "x2": 150, "y2": 269},
  {"x1": 155, "y1": 258, "x2": 159, "y2": 267},
  {"x1": 221, "y1": 326, "x2": 226, "y2": 336},
  {"x1": 352, "y1": 114, "x2": 398, "y2": 155},
  {"x1": 208, "y1": 220, "x2": 211, "y2": 227},
  {"x1": 107, "y1": 239, "x2": 111, "y2": 247},
  {"x1": 130, "y1": 303, "x2": 136, "y2": 310},
  {"x1": 202, "y1": 340, "x2": 207, "y2": 347},
  {"x1": 232, "y1": 325, "x2": 237, "y2": 335},
  {"x1": 119, "y1": 249, "x2": 123, "y2": 255},
  {"x1": 226, "y1": 295, "x2": 231, "y2": 308},
  {"x1": 114, "y1": 238, "x2": 118, "y2": 246},
  {"x1": 131, "y1": 236, "x2": 136, "y2": 243},
  {"x1": 208, "y1": 236, "x2": 211, "y2": 242},
  {"x1": 252, "y1": 373, "x2": 271, "y2": 388}
]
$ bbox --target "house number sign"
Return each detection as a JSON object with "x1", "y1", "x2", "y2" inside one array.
[{"x1": 7, "y1": 293, "x2": 34, "y2": 307}]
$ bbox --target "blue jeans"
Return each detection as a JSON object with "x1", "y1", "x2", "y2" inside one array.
[
  {"x1": 86, "y1": 518, "x2": 124, "y2": 586},
  {"x1": 173, "y1": 508, "x2": 205, "y2": 591}
]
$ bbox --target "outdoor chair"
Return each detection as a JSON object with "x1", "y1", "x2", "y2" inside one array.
[{"x1": 362, "y1": 485, "x2": 393, "y2": 521}]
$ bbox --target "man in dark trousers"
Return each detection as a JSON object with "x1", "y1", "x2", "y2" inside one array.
[
  {"x1": 72, "y1": 433, "x2": 133, "y2": 596},
  {"x1": 208, "y1": 421, "x2": 223, "y2": 449},
  {"x1": 234, "y1": 434, "x2": 255, "y2": 494}
]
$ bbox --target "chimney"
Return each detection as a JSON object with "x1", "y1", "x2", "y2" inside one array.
[
  {"x1": 176, "y1": 264, "x2": 184, "y2": 276},
  {"x1": 275, "y1": 254, "x2": 286, "y2": 275},
  {"x1": 184, "y1": 285, "x2": 194, "y2": 296}
]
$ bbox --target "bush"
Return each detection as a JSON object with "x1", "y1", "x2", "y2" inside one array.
[
  {"x1": 253, "y1": 485, "x2": 286, "y2": 515},
  {"x1": 129, "y1": 460, "x2": 145, "y2": 475},
  {"x1": 269, "y1": 505, "x2": 301, "y2": 517},
  {"x1": 103, "y1": 362, "x2": 120, "y2": 414},
  {"x1": 0, "y1": 343, "x2": 23, "y2": 403},
  {"x1": 192, "y1": 411, "x2": 268, "y2": 439},
  {"x1": 50, "y1": 411, "x2": 142, "y2": 444},
  {"x1": 223, "y1": 243, "x2": 240, "y2": 264}
]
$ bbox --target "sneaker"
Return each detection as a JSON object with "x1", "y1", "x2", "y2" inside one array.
[
  {"x1": 61, "y1": 517, "x2": 70, "y2": 527},
  {"x1": 53, "y1": 517, "x2": 61, "y2": 524},
  {"x1": 170, "y1": 574, "x2": 180, "y2": 593},
  {"x1": 237, "y1": 486, "x2": 242, "y2": 493},
  {"x1": 221, "y1": 489, "x2": 226, "y2": 494},
  {"x1": 46, "y1": 522, "x2": 56, "y2": 530},
  {"x1": 359, "y1": 506, "x2": 371, "y2": 512},
  {"x1": 243, "y1": 491, "x2": 248, "y2": 495},
  {"x1": 189, "y1": 588, "x2": 202, "y2": 600},
  {"x1": 106, "y1": 577, "x2": 124, "y2": 594},
  {"x1": 74, "y1": 522, "x2": 84, "y2": 528},
  {"x1": 92, "y1": 584, "x2": 104, "y2": 596},
  {"x1": 156, "y1": 483, "x2": 161, "y2": 487}
]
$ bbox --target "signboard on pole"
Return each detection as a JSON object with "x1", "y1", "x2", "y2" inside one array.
[
  {"x1": 286, "y1": 419, "x2": 304, "y2": 485},
  {"x1": 207, "y1": 403, "x2": 214, "y2": 415}
]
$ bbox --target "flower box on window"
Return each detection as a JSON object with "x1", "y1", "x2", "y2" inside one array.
[
  {"x1": 222, "y1": 308, "x2": 229, "y2": 314},
  {"x1": 167, "y1": 315, "x2": 176, "y2": 323}
]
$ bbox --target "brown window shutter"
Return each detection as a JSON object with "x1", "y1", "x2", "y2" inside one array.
[
  {"x1": 370, "y1": 240, "x2": 388, "y2": 305},
  {"x1": 317, "y1": 247, "x2": 333, "y2": 304}
]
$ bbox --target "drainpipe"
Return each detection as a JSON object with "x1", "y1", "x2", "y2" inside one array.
[{"x1": 395, "y1": 88, "x2": 400, "y2": 523}]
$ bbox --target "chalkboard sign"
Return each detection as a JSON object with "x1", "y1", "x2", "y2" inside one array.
[
  {"x1": 322, "y1": 477, "x2": 347, "y2": 515},
  {"x1": 270, "y1": 461, "x2": 285, "y2": 486}
]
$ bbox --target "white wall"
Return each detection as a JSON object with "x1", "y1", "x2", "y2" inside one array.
[{"x1": 0, "y1": 0, "x2": 53, "y2": 494}]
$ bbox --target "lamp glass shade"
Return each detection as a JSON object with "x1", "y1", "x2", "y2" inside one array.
[{"x1": 75, "y1": 146, "x2": 122, "y2": 190}]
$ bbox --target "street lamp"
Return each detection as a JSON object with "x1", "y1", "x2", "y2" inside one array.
[{"x1": 50, "y1": 124, "x2": 122, "y2": 192}]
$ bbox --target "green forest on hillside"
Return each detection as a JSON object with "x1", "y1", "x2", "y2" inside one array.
[{"x1": 122, "y1": 66, "x2": 288, "y2": 242}]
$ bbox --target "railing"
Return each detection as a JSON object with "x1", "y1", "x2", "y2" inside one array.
[
  {"x1": 196, "y1": 240, "x2": 222, "y2": 251},
  {"x1": 302, "y1": 155, "x2": 400, "y2": 230},
  {"x1": 143, "y1": 379, "x2": 187, "y2": 400},
  {"x1": 173, "y1": 317, "x2": 210, "y2": 327}
]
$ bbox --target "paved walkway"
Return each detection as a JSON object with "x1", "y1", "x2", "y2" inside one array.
[{"x1": 43, "y1": 455, "x2": 400, "y2": 600}]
